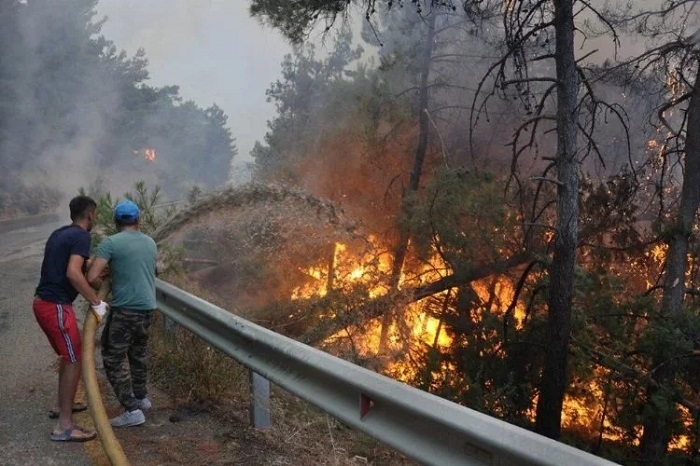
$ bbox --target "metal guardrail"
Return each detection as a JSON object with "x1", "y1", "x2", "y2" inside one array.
[{"x1": 155, "y1": 278, "x2": 620, "y2": 466}]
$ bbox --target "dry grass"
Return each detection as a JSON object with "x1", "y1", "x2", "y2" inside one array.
[
  {"x1": 149, "y1": 314, "x2": 245, "y2": 402},
  {"x1": 257, "y1": 388, "x2": 416, "y2": 466}
]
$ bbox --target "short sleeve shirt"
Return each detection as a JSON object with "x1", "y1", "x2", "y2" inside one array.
[
  {"x1": 95, "y1": 231, "x2": 157, "y2": 311},
  {"x1": 35, "y1": 225, "x2": 91, "y2": 304}
]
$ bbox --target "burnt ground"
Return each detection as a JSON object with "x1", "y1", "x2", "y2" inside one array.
[
  {"x1": 0, "y1": 215, "x2": 414, "y2": 466},
  {"x1": 85, "y1": 375, "x2": 293, "y2": 465}
]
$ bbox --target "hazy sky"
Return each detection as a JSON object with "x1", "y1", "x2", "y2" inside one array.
[{"x1": 97, "y1": 0, "x2": 294, "y2": 166}]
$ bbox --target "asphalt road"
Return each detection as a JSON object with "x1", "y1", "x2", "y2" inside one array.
[{"x1": 0, "y1": 214, "x2": 93, "y2": 466}]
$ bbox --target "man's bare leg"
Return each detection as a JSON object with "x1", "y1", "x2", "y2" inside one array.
[{"x1": 56, "y1": 359, "x2": 81, "y2": 430}]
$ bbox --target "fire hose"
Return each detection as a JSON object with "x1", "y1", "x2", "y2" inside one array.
[{"x1": 81, "y1": 279, "x2": 130, "y2": 466}]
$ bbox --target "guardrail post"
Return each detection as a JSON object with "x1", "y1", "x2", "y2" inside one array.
[{"x1": 249, "y1": 370, "x2": 271, "y2": 429}]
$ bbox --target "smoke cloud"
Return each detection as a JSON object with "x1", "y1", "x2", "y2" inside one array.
[
  {"x1": 96, "y1": 0, "x2": 293, "y2": 167},
  {"x1": 0, "y1": 1, "x2": 240, "y2": 218}
]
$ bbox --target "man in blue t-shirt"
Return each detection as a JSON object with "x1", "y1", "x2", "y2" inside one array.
[
  {"x1": 88, "y1": 199, "x2": 157, "y2": 428},
  {"x1": 34, "y1": 195, "x2": 107, "y2": 442}
]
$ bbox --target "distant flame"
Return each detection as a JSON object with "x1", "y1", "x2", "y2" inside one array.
[
  {"x1": 143, "y1": 148, "x2": 157, "y2": 162},
  {"x1": 133, "y1": 148, "x2": 157, "y2": 163}
]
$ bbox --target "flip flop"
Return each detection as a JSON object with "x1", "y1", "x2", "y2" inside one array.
[
  {"x1": 50, "y1": 425, "x2": 96, "y2": 442},
  {"x1": 48, "y1": 403, "x2": 88, "y2": 419}
]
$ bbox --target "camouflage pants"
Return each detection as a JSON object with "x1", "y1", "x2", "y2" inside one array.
[{"x1": 101, "y1": 308, "x2": 153, "y2": 412}]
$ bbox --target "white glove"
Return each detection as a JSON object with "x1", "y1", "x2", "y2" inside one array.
[{"x1": 91, "y1": 300, "x2": 108, "y2": 323}]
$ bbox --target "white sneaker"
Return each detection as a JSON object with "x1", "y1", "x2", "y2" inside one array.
[
  {"x1": 110, "y1": 409, "x2": 145, "y2": 427},
  {"x1": 137, "y1": 396, "x2": 152, "y2": 411}
]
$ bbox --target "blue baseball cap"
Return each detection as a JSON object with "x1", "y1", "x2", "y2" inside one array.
[{"x1": 114, "y1": 200, "x2": 140, "y2": 223}]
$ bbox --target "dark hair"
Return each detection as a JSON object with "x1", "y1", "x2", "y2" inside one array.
[
  {"x1": 69, "y1": 195, "x2": 97, "y2": 221},
  {"x1": 114, "y1": 217, "x2": 139, "y2": 228}
]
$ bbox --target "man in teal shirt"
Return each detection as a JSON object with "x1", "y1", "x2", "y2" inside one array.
[{"x1": 88, "y1": 199, "x2": 157, "y2": 427}]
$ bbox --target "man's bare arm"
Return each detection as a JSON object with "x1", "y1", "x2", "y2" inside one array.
[
  {"x1": 86, "y1": 257, "x2": 109, "y2": 289},
  {"x1": 67, "y1": 255, "x2": 100, "y2": 305}
]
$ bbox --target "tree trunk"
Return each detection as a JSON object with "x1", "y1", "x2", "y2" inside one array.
[
  {"x1": 378, "y1": 12, "x2": 437, "y2": 354},
  {"x1": 534, "y1": 0, "x2": 579, "y2": 439},
  {"x1": 640, "y1": 63, "x2": 700, "y2": 464}
]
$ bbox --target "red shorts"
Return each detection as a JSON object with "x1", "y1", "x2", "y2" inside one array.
[{"x1": 33, "y1": 298, "x2": 81, "y2": 363}]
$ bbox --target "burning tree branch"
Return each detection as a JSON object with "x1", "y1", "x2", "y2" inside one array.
[{"x1": 571, "y1": 335, "x2": 700, "y2": 416}]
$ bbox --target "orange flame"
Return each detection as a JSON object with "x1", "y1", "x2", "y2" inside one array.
[
  {"x1": 133, "y1": 148, "x2": 157, "y2": 163},
  {"x1": 144, "y1": 148, "x2": 157, "y2": 162},
  {"x1": 291, "y1": 237, "x2": 452, "y2": 361}
]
